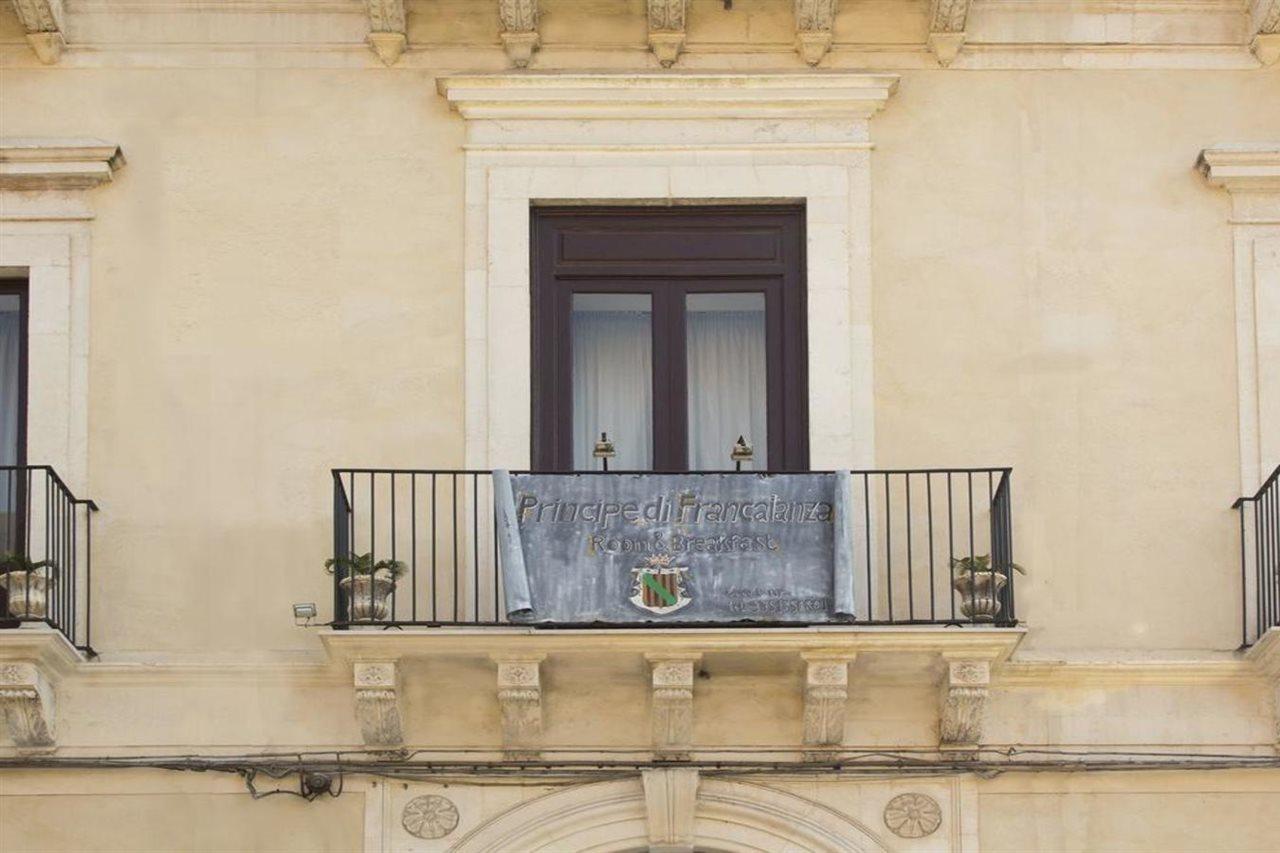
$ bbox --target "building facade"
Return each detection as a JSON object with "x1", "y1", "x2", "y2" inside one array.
[{"x1": 1, "y1": 1, "x2": 1279, "y2": 850}]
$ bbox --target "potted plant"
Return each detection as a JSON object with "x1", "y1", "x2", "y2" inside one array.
[
  {"x1": 951, "y1": 554, "x2": 1024, "y2": 621},
  {"x1": 325, "y1": 552, "x2": 406, "y2": 621},
  {"x1": 0, "y1": 554, "x2": 56, "y2": 619}
]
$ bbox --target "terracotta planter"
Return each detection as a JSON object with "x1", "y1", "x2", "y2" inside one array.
[
  {"x1": 952, "y1": 570, "x2": 1008, "y2": 621},
  {"x1": 339, "y1": 574, "x2": 397, "y2": 621},
  {"x1": 0, "y1": 570, "x2": 54, "y2": 619}
]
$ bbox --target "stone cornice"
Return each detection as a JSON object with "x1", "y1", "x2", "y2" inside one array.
[
  {"x1": 1197, "y1": 145, "x2": 1280, "y2": 193},
  {"x1": 0, "y1": 138, "x2": 126, "y2": 191},
  {"x1": 436, "y1": 73, "x2": 899, "y2": 121}
]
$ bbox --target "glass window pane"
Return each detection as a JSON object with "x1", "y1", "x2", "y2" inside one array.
[
  {"x1": 686, "y1": 292, "x2": 767, "y2": 470},
  {"x1": 0, "y1": 294, "x2": 19, "y2": 468},
  {"x1": 572, "y1": 293, "x2": 653, "y2": 470}
]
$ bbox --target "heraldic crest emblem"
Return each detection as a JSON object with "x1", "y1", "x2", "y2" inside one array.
[{"x1": 629, "y1": 554, "x2": 692, "y2": 615}]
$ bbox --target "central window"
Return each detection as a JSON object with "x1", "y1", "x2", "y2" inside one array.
[{"x1": 532, "y1": 206, "x2": 808, "y2": 472}]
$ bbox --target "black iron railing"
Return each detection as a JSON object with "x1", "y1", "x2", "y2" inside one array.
[
  {"x1": 1237, "y1": 464, "x2": 1280, "y2": 647},
  {"x1": 331, "y1": 468, "x2": 1017, "y2": 629},
  {"x1": 0, "y1": 466, "x2": 97, "y2": 654}
]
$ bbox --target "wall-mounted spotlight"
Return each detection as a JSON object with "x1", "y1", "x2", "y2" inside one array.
[{"x1": 292, "y1": 602, "x2": 317, "y2": 627}]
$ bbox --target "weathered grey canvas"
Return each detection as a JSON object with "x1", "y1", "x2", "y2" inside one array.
[{"x1": 495, "y1": 471, "x2": 856, "y2": 623}]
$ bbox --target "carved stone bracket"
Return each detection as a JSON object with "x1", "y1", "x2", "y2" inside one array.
[
  {"x1": 353, "y1": 661, "x2": 404, "y2": 748},
  {"x1": 10, "y1": 0, "x2": 66, "y2": 64},
  {"x1": 927, "y1": 0, "x2": 972, "y2": 67},
  {"x1": 0, "y1": 663, "x2": 55, "y2": 751},
  {"x1": 794, "y1": 0, "x2": 837, "y2": 66},
  {"x1": 365, "y1": 0, "x2": 407, "y2": 66},
  {"x1": 493, "y1": 654, "x2": 544, "y2": 758},
  {"x1": 647, "y1": 653, "x2": 700, "y2": 757},
  {"x1": 801, "y1": 652, "x2": 854, "y2": 759},
  {"x1": 939, "y1": 656, "x2": 990, "y2": 754},
  {"x1": 1252, "y1": 0, "x2": 1280, "y2": 65},
  {"x1": 642, "y1": 767, "x2": 699, "y2": 852},
  {"x1": 498, "y1": 0, "x2": 539, "y2": 68},
  {"x1": 647, "y1": 0, "x2": 688, "y2": 68}
]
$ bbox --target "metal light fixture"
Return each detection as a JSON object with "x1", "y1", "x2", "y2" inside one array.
[
  {"x1": 593, "y1": 431, "x2": 616, "y2": 471},
  {"x1": 292, "y1": 602, "x2": 317, "y2": 626},
  {"x1": 731, "y1": 435, "x2": 754, "y2": 471}
]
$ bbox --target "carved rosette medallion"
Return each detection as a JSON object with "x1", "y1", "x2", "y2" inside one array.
[
  {"x1": 401, "y1": 794, "x2": 460, "y2": 839},
  {"x1": 883, "y1": 792, "x2": 942, "y2": 839}
]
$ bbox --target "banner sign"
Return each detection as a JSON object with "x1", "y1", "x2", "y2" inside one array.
[{"x1": 494, "y1": 471, "x2": 856, "y2": 624}]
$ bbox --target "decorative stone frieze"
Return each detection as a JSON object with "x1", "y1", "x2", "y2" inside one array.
[
  {"x1": 793, "y1": 0, "x2": 837, "y2": 66},
  {"x1": 646, "y1": 0, "x2": 688, "y2": 68},
  {"x1": 364, "y1": 0, "x2": 406, "y2": 66},
  {"x1": 492, "y1": 654, "x2": 544, "y2": 757},
  {"x1": 1252, "y1": 0, "x2": 1280, "y2": 65},
  {"x1": 646, "y1": 653, "x2": 700, "y2": 757},
  {"x1": 927, "y1": 0, "x2": 972, "y2": 67},
  {"x1": 801, "y1": 652, "x2": 854, "y2": 758},
  {"x1": 642, "y1": 768, "x2": 698, "y2": 852},
  {"x1": 0, "y1": 663, "x2": 55, "y2": 751},
  {"x1": 498, "y1": 0, "x2": 539, "y2": 68},
  {"x1": 10, "y1": 0, "x2": 65, "y2": 64},
  {"x1": 938, "y1": 656, "x2": 990, "y2": 753},
  {"x1": 353, "y1": 660, "x2": 403, "y2": 748}
]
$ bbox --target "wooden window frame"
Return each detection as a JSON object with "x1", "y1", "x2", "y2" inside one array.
[{"x1": 531, "y1": 205, "x2": 809, "y2": 472}]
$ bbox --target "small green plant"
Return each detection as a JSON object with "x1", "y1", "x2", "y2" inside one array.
[
  {"x1": 950, "y1": 554, "x2": 1025, "y2": 576},
  {"x1": 0, "y1": 553, "x2": 54, "y2": 575},
  {"x1": 324, "y1": 551, "x2": 406, "y2": 579}
]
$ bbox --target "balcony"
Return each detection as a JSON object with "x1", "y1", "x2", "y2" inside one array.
[
  {"x1": 1238, "y1": 464, "x2": 1280, "y2": 648},
  {"x1": 328, "y1": 467, "x2": 1018, "y2": 630},
  {"x1": 0, "y1": 465, "x2": 97, "y2": 656}
]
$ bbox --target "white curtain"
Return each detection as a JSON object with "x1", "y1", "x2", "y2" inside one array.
[
  {"x1": 686, "y1": 310, "x2": 768, "y2": 470},
  {"x1": 572, "y1": 311, "x2": 653, "y2": 470}
]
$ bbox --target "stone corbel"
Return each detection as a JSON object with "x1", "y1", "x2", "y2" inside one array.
[
  {"x1": 365, "y1": 0, "x2": 407, "y2": 66},
  {"x1": 642, "y1": 767, "x2": 699, "y2": 852},
  {"x1": 938, "y1": 656, "x2": 990, "y2": 754},
  {"x1": 353, "y1": 661, "x2": 404, "y2": 748},
  {"x1": 1252, "y1": 0, "x2": 1280, "y2": 65},
  {"x1": 0, "y1": 663, "x2": 55, "y2": 751},
  {"x1": 801, "y1": 652, "x2": 854, "y2": 759},
  {"x1": 647, "y1": 0, "x2": 688, "y2": 68},
  {"x1": 647, "y1": 653, "x2": 700, "y2": 757},
  {"x1": 493, "y1": 654, "x2": 544, "y2": 758},
  {"x1": 498, "y1": 0, "x2": 539, "y2": 68},
  {"x1": 927, "y1": 0, "x2": 972, "y2": 67},
  {"x1": 794, "y1": 0, "x2": 837, "y2": 66},
  {"x1": 10, "y1": 0, "x2": 66, "y2": 64}
]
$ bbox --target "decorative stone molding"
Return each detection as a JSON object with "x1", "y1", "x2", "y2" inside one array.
[
  {"x1": 1252, "y1": 0, "x2": 1280, "y2": 65},
  {"x1": 0, "y1": 139, "x2": 126, "y2": 192},
  {"x1": 927, "y1": 0, "x2": 972, "y2": 67},
  {"x1": 402, "y1": 794, "x2": 461, "y2": 840},
  {"x1": 10, "y1": 0, "x2": 65, "y2": 64},
  {"x1": 1245, "y1": 629, "x2": 1280, "y2": 750},
  {"x1": 883, "y1": 792, "x2": 942, "y2": 839},
  {"x1": 498, "y1": 0, "x2": 539, "y2": 68},
  {"x1": 646, "y1": 0, "x2": 688, "y2": 68},
  {"x1": 641, "y1": 768, "x2": 698, "y2": 852},
  {"x1": 938, "y1": 657, "x2": 990, "y2": 753},
  {"x1": 364, "y1": 0, "x2": 406, "y2": 66},
  {"x1": 793, "y1": 0, "x2": 837, "y2": 66},
  {"x1": 801, "y1": 652, "x2": 854, "y2": 758},
  {"x1": 1198, "y1": 145, "x2": 1280, "y2": 195},
  {"x1": 646, "y1": 653, "x2": 700, "y2": 757},
  {"x1": 492, "y1": 654, "x2": 544, "y2": 757},
  {"x1": 0, "y1": 663, "x2": 55, "y2": 750},
  {"x1": 353, "y1": 661, "x2": 403, "y2": 748}
]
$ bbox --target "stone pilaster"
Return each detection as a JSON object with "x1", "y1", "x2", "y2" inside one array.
[
  {"x1": 493, "y1": 654, "x2": 544, "y2": 758},
  {"x1": 801, "y1": 652, "x2": 854, "y2": 759},
  {"x1": 353, "y1": 661, "x2": 404, "y2": 748},
  {"x1": 0, "y1": 663, "x2": 55, "y2": 751},
  {"x1": 793, "y1": 0, "x2": 837, "y2": 66},
  {"x1": 647, "y1": 653, "x2": 700, "y2": 758},
  {"x1": 364, "y1": 0, "x2": 407, "y2": 65},
  {"x1": 642, "y1": 767, "x2": 699, "y2": 853},
  {"x1": 498, "y1": 0, "x2": 539, "y2": 68},
  {"x1": 939, "y1": 656, "x2": 990, "y2": 754},
  {"x1": 646, "y1": 0, "x2": 688, "y2": 68}
]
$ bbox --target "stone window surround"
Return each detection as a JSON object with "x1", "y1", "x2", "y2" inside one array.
[
  {"x1": 0, "y1": 139, "x2": 125, "y2": 494},
  {"x1": 439, "y1": 73, "x2": 898, "y2": 472}
]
